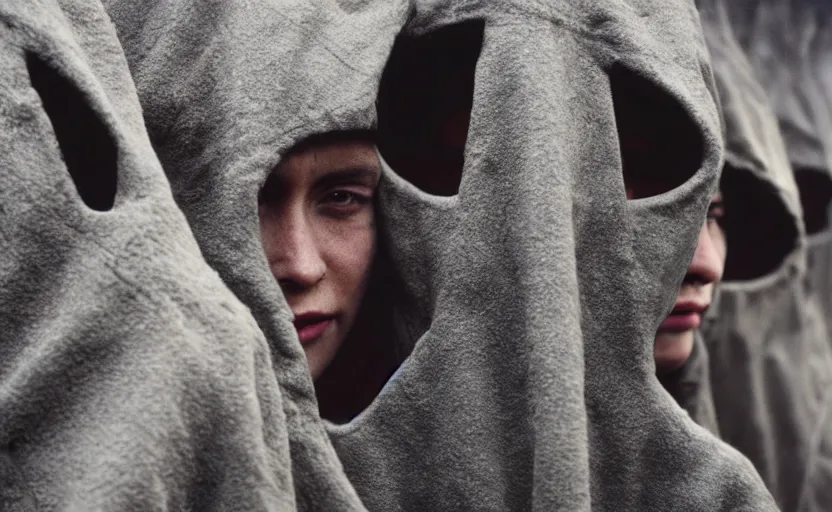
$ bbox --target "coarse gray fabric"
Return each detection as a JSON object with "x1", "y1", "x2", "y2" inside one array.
[
  {"x1": 99, "y1": 0, "x2": 778, "y2": 510},
  {"x1": 724, "y1": 0, "x2": 832, "y2": 181},
  {"x1": 807, "y1": 230, "x2": 832, "y2": 343},
  {"x1": 0, "y1": 0, "x2": 301, "y2": 509},
  {"x1": 789, "y1": 0, "x2": 832, "y2": 355},
  {"x1": 723, "y1": 0, "x2": 832, "y2": 344},
  {"x1": 722, "y1": 0, "x2": 832, "y2": 330},
  {"x1": 697, "y1": 1, "x2": 832, "y2": 511}
]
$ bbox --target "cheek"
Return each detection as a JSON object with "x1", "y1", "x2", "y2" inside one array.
[
  {"x1": 713, "y1": 230, "x2": 727, "y2": 278},
  {"x1": 318, "y1": 215, "x2": 376, "y2": 300},
  {"x1": 702, "y1": 283, "x2": 715, "y2": 302}
]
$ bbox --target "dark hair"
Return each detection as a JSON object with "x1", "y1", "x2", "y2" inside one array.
[{"x1": 314, "y1": 236, "x2": 401, "y2": 423}]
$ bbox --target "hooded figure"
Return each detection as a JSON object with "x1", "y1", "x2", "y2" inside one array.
[
  {"x1": 100, "y1": 0, "x2": 778, "y2": 509},
  {"x1": 722, "y1": 0, "x2": 832, "y2": 337},
  {"x1": 0, "y1": 0, "x2": 303, "y2": 509},
  {"x1": 1, "y1": 0, "x2": 777, "y2": 509},
  {"x1": 694, "y1": 1, "x2": 832, "y2": 510}
]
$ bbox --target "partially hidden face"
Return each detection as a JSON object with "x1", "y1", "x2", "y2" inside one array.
[
  {"x1": 626, "y1": 175, "x2": 726, "y2": 374},
  {"x1": 617, "y1": 87, "x2": 726, "y2": 376},
  {"x1": 258, "y1": 135, "x2": 381, "y2": 379},
  {"x1": 654, "y1": 194, "x2": 725, "y2": 374}
]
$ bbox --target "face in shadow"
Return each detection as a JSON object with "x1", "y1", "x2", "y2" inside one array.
[
  {"x1": 625, "y1": 162, "x2": 726, "y2": 374},
  {"x1": 258, "y1": 134, "x2": 381, "y2": 379},
  {"x1": 616, "y1": 76, "x2": 724, "y2": 376},
  {"x1": 653, "y1": 194, "x2": 725, "y2": 374}
]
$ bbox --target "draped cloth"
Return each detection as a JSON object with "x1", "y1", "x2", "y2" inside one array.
[
  {"x1": 0, "y1": 0, "x2": 776, "y2": 509},
  {"x1": 698, "y1": 1, "x2": 832, "y2": 510}
]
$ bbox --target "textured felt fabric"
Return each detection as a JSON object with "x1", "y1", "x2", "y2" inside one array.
[
  {"x1": 724, "y1": 0, "x2": 832, "y2": 180},
  {"x1": 0, "y1": 0, "x2": 304, "y2": 509},
  {"x1": 97, "y1": 0, "x2": 779, "y2": 510},
  {"x1": 726, "y1": 1, "x2": 832, "y2": 353},
  {"x1": 696, "y1": 1, "x2": 832, "y2": 510}
]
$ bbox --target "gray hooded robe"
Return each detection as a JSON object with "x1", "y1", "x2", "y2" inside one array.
[
  {"x1": 0, "y1": 0, "x2": 299, "y2": 509},
  {"x1": 722, "y1": 0, "x2": 832, "y2": 332},
  {"x1": 695, "y1": 1, "x2": 832, "y2": 511},
  {"x1": 1, "y1": 0, "x2": 777, "y2": 509}
]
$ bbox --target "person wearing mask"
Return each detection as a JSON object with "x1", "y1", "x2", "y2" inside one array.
[
  {"x1": 652, "y1": 195, "x2": 725, "y2": 435},
  {"x1": 93, "y1": 0, "x2": 781, "y2": 509},
  {"x1": 694, "y1": 1, "x2": 832, "y2": 510},
  {"x1": 258, "y1": 131, "x2": 397, "y2": 422},
  {"x1": 617, "y1": 63, "x2": 726, "y2": 433},
  {"x1": 651, "y1": 198, "x2": 725, "y2": 376}
]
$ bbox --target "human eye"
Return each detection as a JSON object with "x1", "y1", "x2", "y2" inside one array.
[
  {"x1": 324, "y1": 190, "x2": 365, "y2": 206},
  {"x1": 318, "y1": 187, "x2": 373, "y2": 217}
]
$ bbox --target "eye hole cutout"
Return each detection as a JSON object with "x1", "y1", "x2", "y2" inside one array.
[
  {"x1": 719, "y1": 164, "x2": 798, "y2": 281},
  {"x1": 611, "y1": 65, "x2": 705, "y2": 200},
  {"x1": 377, "y1": 20, "x2": 484, "y2": 197},
  {"x1": 794, "y1": 167, "x2": 832, "y2": 236},
  {"x1": 26, "y1": 53, "x2": 118, "y2": 212}
]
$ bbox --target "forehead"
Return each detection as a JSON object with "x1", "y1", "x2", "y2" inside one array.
[{"x1": 276, "y1": 138, "x2": 381, "y2": 182}]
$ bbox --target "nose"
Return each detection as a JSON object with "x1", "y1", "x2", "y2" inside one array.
[
  {"x1": 264, "y1": 207, "x2": 326, "y2": 292},
  {"x1": 685, "y1": 221, "x2": 723, "y2": 285}
]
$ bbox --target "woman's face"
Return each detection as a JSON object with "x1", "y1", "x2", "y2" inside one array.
[
  {"x1": 258, "y1": 138, "x2": 380, "y2": 379},
  {"x1": 654, "y1": 193, "x2": 725, "y2": 374},
  {"x1": 619, "y1": 118, "x2": 726, "y2": 375}
]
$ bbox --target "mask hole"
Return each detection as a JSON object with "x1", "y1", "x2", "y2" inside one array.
[
  {"x1": 720, "y1": 165, "x2": 798, "y2": 280},
  {"x1": 27, "y1": 53, "x2": 118, "y2": 212},
  {"x1": 377, "y1": 20, "x2": 484, "y2": 196},
  {"x1": 794, "y1": 167, "x2": 832, "y2": 236},
  {"x1": 610, "y1": 65, "x2": 704, "y2": 200}
]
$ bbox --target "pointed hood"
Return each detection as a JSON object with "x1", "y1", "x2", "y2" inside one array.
[
  {"x1": 102, "y1": 0, "x2": 777, "y2": 509},
  {"x1": 698, "y1": 1, "x2": 832, "y2": 510},
  {"x1": 0, "y1": 0, "x2": 297, "y2": 508}
]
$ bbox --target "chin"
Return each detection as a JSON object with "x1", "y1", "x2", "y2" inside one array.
[
  {"x1": 308, "y1": 357, "x2": 327, "y2": 381},
  {"x1": 305, "y1": 329, "x2": 346, "y2": 381},
  {"x1": 654, "y1": 330, "x2": 694, "y2": 375},
  {"x1": 306, "y1": 344, "x2": 335, "y2": 380}
]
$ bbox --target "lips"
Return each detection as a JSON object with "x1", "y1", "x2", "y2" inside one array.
[
  {"x1": 293, "y1": 312, "x2": 334, "y2": 345},
  {"x1": 659, "y1": 300, "x2": 709, "y2": 333}
]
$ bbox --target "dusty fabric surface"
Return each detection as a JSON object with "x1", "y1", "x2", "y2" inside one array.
[
  {"x1": 726, "y1": 0, "x2": 832, "y2": 356},
  {"x1": 98, "y1": 0, "x2": 779, "y2": 510},
  {"x1": 807, "y1": 230, "x2": 832, "y2": 343},
  {"x1": 724, "y1": 0, "x2": 832, "y2": 180},
  {"x1": 0, "y1": 0, "x2": 301, "y2": 509},
  {"x1": 697, "y1": 1, "x2": 832, "y2": 511}
]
